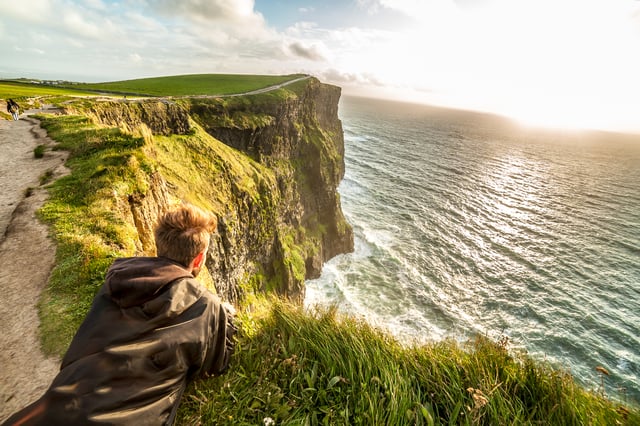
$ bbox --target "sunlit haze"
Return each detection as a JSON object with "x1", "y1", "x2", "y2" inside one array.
[{"x1": 1, "y1": 0, "x2": 639, "y2": 133}]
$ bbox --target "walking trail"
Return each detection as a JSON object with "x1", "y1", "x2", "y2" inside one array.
[{"x1": 0, "y1": 112, "x2": 69, "y2": 421}]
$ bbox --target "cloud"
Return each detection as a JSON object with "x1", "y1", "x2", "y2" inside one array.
[
  {"x1": 320, "y1": 68, "x2": 385, "y2": 86},
  {"x1": 355, "y1": 0, "x2": 382, "y2": 14},
  {"x1": 1, "y1": 0, "x2": 330, "y2": 81},
  {"x1": 0, "y1": 1, "x2": 123, "y2": 40},
  {"x1": 14, "y1": 46, "x2": 45, "y2": 55},
  {"x1": 62, "y1": 10, "x2": 103, "y2": 39},
  {"x1": 128, "y1": 53, "x2": 142, "y2": 63},
  {"x1": 285, "y1": 21, "x2": 320, "y2": 36},
  {"x1": 124, "y1": 12, "x2": 166, "y2": 32},
  {"x1": 287, "y1": 41, "x2": 327, "y2": 61},
  {"x1": 357, "y1": 0, "x2": 458, "y2": 18},
  {"x1": 150, "y1": 0, "x2": 267, "y2": 28},
  {"x1": 144, "y1": 0, "x2": 282, "y2": 61},
  {"x1": 0, "y1": 0, "x2": 54, "y2": 24},
  {"x1": 320, "y1": 69, "x2": 359, "y2": 84},
  {"x1": 84, "y1": 0, "x2": 107, "y2": 11}
]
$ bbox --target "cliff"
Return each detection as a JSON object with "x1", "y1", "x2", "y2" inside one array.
[{"x1": 65, "y1": 77, "x2": 353, "y2": 304}]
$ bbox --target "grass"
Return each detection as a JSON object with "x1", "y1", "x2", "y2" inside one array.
[
  {"x1": 35, "y1": 114, "x2": 150, "y2": 353},
  {"x1": 39, "y1": 170, "x2": 55, "y2": 185},
  {"x1": 176, "y1": 297, "x2": 639, "y2": 425},
  {"x1": 0, "y1": 81, "x2": 99, "y2": 100},
  {"x1": 68, "y1": 74, "x2": 308, "y2": 97},
  {"x1": 34, "y1": 144, "x2": 46, "y2": 158},
  {"x1": 150, "y1": 121, "x2": 277, "y2": 211},
  {"x1": 2, "y1": 74, "x2": 307, "y2": 113}
]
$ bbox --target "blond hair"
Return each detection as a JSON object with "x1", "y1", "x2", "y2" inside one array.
[{"x1": 154, "y1": 204, "x2": 217, "y2": 267}]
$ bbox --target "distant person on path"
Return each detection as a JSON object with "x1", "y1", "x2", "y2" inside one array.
[
  {"x1": 6, "y1": 99, "x2": 19, "y2": 120},
  {"x1": 2, "y1": 204, "x2": 236, "y2": 426}
]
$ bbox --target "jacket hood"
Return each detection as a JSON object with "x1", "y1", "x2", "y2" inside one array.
[{"x1": 105, "y1": 257, "x2": 193, "y2": 308}]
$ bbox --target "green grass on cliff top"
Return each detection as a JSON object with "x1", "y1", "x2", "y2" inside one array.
[
  {"x1": 2, "y1": 74, "x2": 306, "y2": 101},
  {"x1": 0, "y1": 81, "x2": 100, "y2": 99},
  {"x1": 176, "y1": 297, "x2": 639, "y2": 425},
  {"x1": 68, "y1": 73, "x2": 307, "y2": 97}
]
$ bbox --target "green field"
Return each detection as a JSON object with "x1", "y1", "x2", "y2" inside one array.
[
  {"x1": 68, "y1": 73, "x2": 308, "y2": 97},
  {"x1": 0, "y1": 81, "x2": 99, "y2": 100},
  {"x1": 2, "y1": 74, "x2": 308, "y2": 101}
]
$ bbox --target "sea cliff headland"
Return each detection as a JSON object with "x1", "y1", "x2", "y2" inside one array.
[{"x1": 0, "y1": 75, "x2": 637, "y2": 425}]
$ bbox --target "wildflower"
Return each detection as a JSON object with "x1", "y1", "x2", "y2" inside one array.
[{"x1": 467, "y1": 387, "x2": 488, "y2": 410}]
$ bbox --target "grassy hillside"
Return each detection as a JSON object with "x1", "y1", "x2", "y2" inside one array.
[
  {"x1": 2, "y1": 74, "x2": 306, "y2": 100},
  {"x1": 1, "y1": 81, "x2": 100, "y2": 119},
  {"x1": 176, "y1": 297, "x2": 639, "y2": 425},
  {"x1": 68, "y1": 73, "x2": 307, "y2": 97},
  {"x1": 0, "y1": 81, "x2": 99, "y2": 99}
]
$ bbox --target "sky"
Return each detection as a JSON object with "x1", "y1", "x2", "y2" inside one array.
[{"x1": 1, "y1": 0, "x2": 640, "y2": 133}]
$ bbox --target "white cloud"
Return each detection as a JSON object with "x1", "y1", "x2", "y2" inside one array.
[
  {"x1": 141, "y1": 0, "x2": 285, "y2": 65},
  {"x1": 14, "y1": 46, "x2": 46, "y2": 55},
  {"x1": 65, "y1": 37, "x2": 85, "y2": 48},
  {"x1": 357, "y1": 0, "x2": 458, "y2": 19},
  {"x1": 151, "y1": 0, "x2": 267, "y2": 30},
  {"x1": 124, "y1": 12, "x2": 166, "y2": 32},
  {"x1": 320, "y1": 68, "x2": 384, "y2": 86},
  {"x1": 62, "y1": 10, "x2": 103, "y2": 39},
  {"x1": 0, "y1": 0, "x2": 54, "y2": 23},
  {"x1": 1, "y1": 1, "x2": 124, "y2": 40},
  {"x1": 85, "y1": 0, "x2": 107, "y2": 11},
  {"x1": 380, "y1": 0, "x2": 457, "y2": 16},
  {"x1": 128, "y1": 53, "x2": 142, "y2": 63},
  {"x1": 286, "y1": 21, "x2": 319, "y2": 35},
  {"x1": 287, "y1": 41, "x2": 327, "y2": 61}
]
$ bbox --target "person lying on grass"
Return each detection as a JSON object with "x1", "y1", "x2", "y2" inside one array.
[{"x1": 3, "y1": 203, "x2": 236, "y2": 426}]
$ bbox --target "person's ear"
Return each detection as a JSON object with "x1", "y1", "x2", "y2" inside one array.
[{"x1": 192, "y1": 251, "x2": 205, "y2": 269}]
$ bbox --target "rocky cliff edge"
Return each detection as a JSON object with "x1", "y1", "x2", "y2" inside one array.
[{"x1": 67, "y1": 77, "x2": 354, "y2": 303}]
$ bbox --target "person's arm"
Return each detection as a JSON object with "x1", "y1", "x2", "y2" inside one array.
[{"x1": 200, "y1": 299, "x2": 237, "y2": 376}]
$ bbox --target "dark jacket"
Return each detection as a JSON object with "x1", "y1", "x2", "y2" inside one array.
[
  {"x1": 7, "y1": 99, "x2": 18, "y2": 113},
  {"x1": 3, "y1": 257, "x2": 235, "y2": 426}
]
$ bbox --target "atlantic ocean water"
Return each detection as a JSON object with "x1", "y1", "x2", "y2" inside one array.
[{"x1": 305, "y1": 95, "x2": 640, "y2": 402}]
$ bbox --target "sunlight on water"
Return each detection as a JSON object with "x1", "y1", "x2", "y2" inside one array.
[{"x1": 306, "y1": 96, "x2": 640, "y2": 402}]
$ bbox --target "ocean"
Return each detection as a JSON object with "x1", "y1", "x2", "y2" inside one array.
[{"x1": 305, "y1": 95, "x2": 640, "y2": 402}]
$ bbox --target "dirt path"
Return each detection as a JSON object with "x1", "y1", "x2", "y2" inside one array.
[{"x1": 0, "y1": 114, "x2": 69, "y2": 421}]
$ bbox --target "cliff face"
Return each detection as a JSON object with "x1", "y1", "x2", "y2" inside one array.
[
  {"x1": 68, "y1": 100, "x2": 191, "y2": 135},
  {"x1": 189, "y1": 78, "x2": 353, "y2": 277},
  {"x1": 80, "y1": 78, "x2": 353, "y2": 303}
]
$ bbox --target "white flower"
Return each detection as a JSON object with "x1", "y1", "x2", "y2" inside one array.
[{"x1": 263, "y1": 417, "x2": 275, "y2": 426}]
